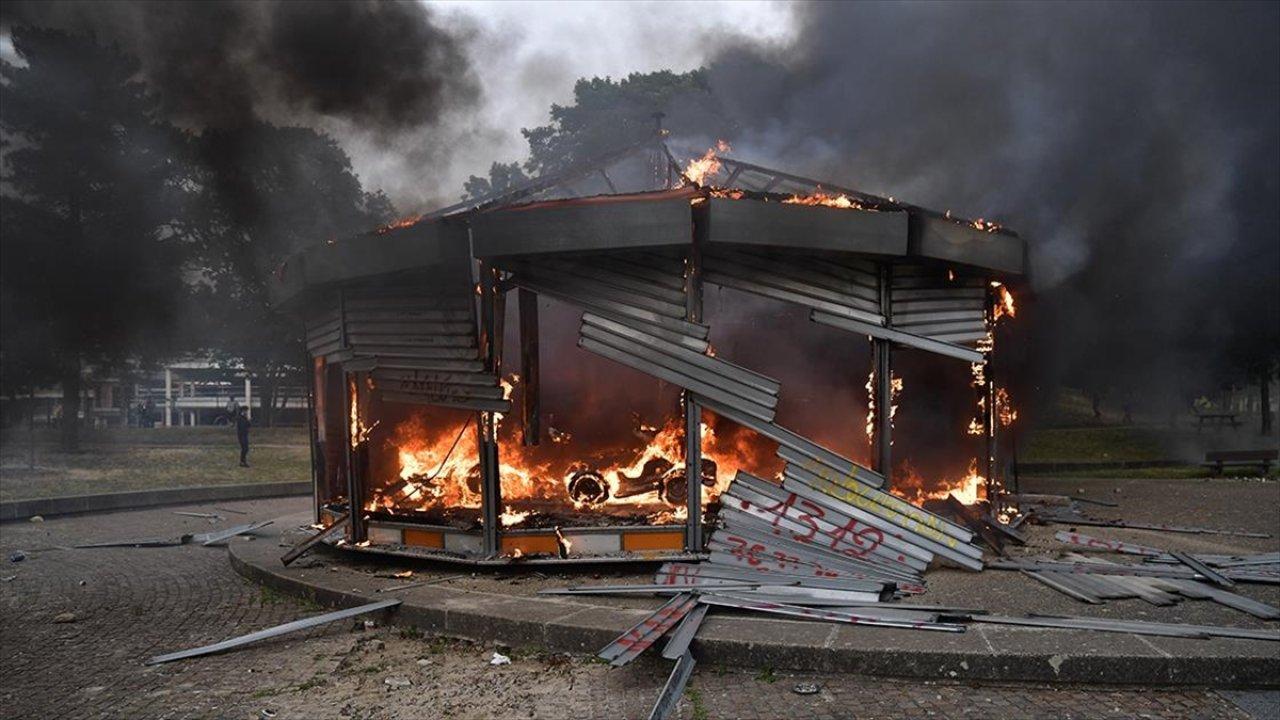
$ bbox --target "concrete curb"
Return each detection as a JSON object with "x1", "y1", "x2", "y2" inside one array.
[
  {"x1": 0, "y1": 481, "x2": 310, "y2": 522},
  {"x1": 230, "y1": 519, "x2": 1280, "y2": 688}
]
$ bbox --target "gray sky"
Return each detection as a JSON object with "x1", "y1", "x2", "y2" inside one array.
[{"x1": 351, "y1": 1, "x2": 797, "y2": 212}]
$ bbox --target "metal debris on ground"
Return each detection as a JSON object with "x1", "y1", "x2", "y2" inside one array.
[
  {"x1": 647, "y1": 650, "x2": 695, "y2": 720},
  {"x1": 173, "y1": 511, "x2": 222, "y2": 520},
  {"x1": 196, "y1": 520, "x2": 274, "y2": 546},
  {"x1": 280, "y1": 513, "x2": 351, "y2": 566},
  {"x1": 145, "y1": 599, "x2": 401, "y2": 665},
  {"x1": 793, "y1": 683, "x2": 820, "y2": 695},
  {"x1": 489, "y1": 652, "x2": 511, "y2": 666}
]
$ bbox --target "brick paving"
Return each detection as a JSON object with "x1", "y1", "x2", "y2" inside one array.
[{"x1": 0, "y1": 499, "x2": 1262, "y2": 719}]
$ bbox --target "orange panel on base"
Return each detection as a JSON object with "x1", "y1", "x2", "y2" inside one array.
[
  {"x1": 622, "y1": 531, "x2": 685, "y2": 552},
  {"x1": 500, "y1": 534, "x2": 560, "y2": 555},
  {"x1": 403, "y1": 529, "x2": 445, "y2": 549}
]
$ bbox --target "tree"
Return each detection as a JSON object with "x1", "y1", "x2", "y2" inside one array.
[
  {"x1": 186, "y1": 122, "x2": 394, "y2": 426},
  {"x1": 1, "y1": 28, "x2": 189, "y2": 449},
  {"x1": 492, "y1": 70, "x2": 731, "y2": 185},
  {"x1": 462, "y1": 161, "x2": 529, "y2": 201}
]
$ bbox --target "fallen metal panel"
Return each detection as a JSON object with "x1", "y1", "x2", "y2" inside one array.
[
  {"x1": 580, "y1": 338, "x2": 775, "y2": 422},
  {"x1": 661, "y1": 605, "x2": 708, "y2": 661},
  {"x1": 781, "y1": 457, "x2": 974, "y2": 544},
  {"x1": 780, "y1": 474, "x2": 984, "y2": 571},
  {"x1": 705, "y1": 196, "x2": 908, "y2": 256},
  {"x1": 729, "y1": 470, "x2": 934, "y2": 564},
  {"x1": 723, "y1": 479, "x2": 930, "y2": 573},
  {"x1": 582, "y1": 314, "x2": 779, "y2": 394},
  {"x1": 971, "y1": 614, "x2": 1280, "y2": 642},
  {"x1": 719, "y1": 507, "x2": 923, "y2": 581},
  {"x1": 75, "y1": 535, "x2": 192, "y2": 548},
  {"x1": 724, "y1": 586, "x2": 885, "y2": 606},
  {"x1": 371, "y1": 369, "x2": 498, "y2": 387},
  {"x1": 373, "y1": 379, "x2": 505, "y2": 401},
  {"x1": 1162, "y1": 579, "x2": 1280, "y2": 619},
  {"x1": 471, "y1": 191, "x2": 695, "y2": 257},
  {"x1": 711, "y1": 519, "x2": 919, "y2": 584},
  {"x1": 812, "y1": 311, "x2": 984, "y2": 364},
  {"x1": 281, "y1": 514, "x2": 351, "y2": 566},
  {"x1": 538, "y1": 582, "x2": 765, "y2": 596},
  {"x1": 696, "y1": 396, "x2": 878, "y2": 486},
  {"x1": 648, "y1": 651, "x2": 696, "y2": 720},
  {"x1": 1038, "y1": 516, "x2": 1271, "y2": 539},
  {"x1": 580, "y1": 325, "x2": 779, "y2": 408},
  {"x1": 146, "y1": 599, "x2": 402, "y2": 664}
]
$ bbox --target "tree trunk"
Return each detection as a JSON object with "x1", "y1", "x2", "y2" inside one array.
[
  {"x1": 1262, "y1": 368, "x2": 1273, "y2": 436},
  {"x1": 61, "y1": 357, "x2": 81, "y2": 452},
  {"x1": 261, "y1": 371, "x2": 277, "y2": 428}
]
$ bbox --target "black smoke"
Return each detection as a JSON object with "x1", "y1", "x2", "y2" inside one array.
[
  {"x1": 699, "y1": 2, "x2": 1280, "y2": 416},
  {"x1": 1, "y1": 0, "x2": 478, "y2": 132}
]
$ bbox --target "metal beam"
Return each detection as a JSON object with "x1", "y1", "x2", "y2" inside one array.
[
  {"x1": 648, "y1": 651, "x2": 696, "y2": 720},
  {"x1": 479, "y1": 263, "x2": 502, "y2": 557},
  {"x1": 146, "y1": 599, "x2": 401, "y2": 665},
  {"x1": 519, "y1": 288, "x2": 540, "y2": 446}
]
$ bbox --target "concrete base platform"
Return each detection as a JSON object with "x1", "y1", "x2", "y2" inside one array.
[{"x1": 232, "y1": 510, "x2": 1280, "y2": 687}]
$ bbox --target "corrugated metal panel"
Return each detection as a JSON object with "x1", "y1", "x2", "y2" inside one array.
[{"x1": 702, "y1": 246, "x2": 884, "y2": 325}]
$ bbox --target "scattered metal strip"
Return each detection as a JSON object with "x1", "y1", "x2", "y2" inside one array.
[
  {"x1": 604, "y1": 595, "x2": 698, "y2": 667},
  {"x1": 1112, "y1": 575, "x2": 1181, "y2": 605},
  {"x1": 1162, "y1": 579, "x2": 1280, "y2": 619},
  {"x1": 654, "y1": 562, "x2": 890, "y2": 595},
  {"x1": 539, "y1": 583, "x2": 765, "y2": 596},
  {"x1": 648, "y1": 650, "x2": 696, "y2": 720},
  {"x1": 972, "y1": 613, "x2": 1280, "y2": 642},
  {"x1": 597, "y1": 594, "x2": 693, "y2": 663},
  {"x1": 703, "y1": 549, "x2": 924, "y2": 593},
  {"x1": 196, "y1": 521, "x2": 274, "y2": 546},
  {"x1": 661, "y1": 605, "x2": 709, "y2": 661},
  {"x1": 698, "y1": 593, "x2": 966, "y2": 633},
  {"x1": 75, "y1": 535, "x2": 192, "y2": 548},
  {"x1": 811, "y1": 311, "x2": 984, "y2": 364},
  {"x1": 281, "y1": 514, "x2": 351, "y2": 566},
  {"x1": 146, "y1": 599, "x2": 402, "y2": 664},
  {"x1": 988, "y1": 558, "x2": 1202, "y2": 579},
  {"x1": 721, "y1": 588, "x2": 886, "y2": 606},
  {"x1": 581, "y1": 338, "x2": 775, "y2": 422},
  {"x1": 1043, "y1": 516, "x2": 1271, "y2": 539},
  {"x1": 1171, "y1": 551, "x2": 1236, "y2": 588},
  {"x1": 1054, "y1": 530, "x2": 1165, "y2": 557},
  {"x1": 1022, "y1": 571, "x2": 1102, "y2": 604},
  {"x1": 173, "y1": 511, "x2": 221, "y2": 519}
]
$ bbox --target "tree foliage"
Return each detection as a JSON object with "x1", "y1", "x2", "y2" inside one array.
[{"x1": 1, "y1": 27, "x2": 189, "y2": 447}]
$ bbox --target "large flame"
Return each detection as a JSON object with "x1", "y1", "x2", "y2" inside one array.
[
  {"x1": 682, "y1": 140, "x2": 731, "y2": 186},
  {"x1": 991, "y1": 282, "x2": 1016, "y2": 320},
  {"x1": 891, "y1": 458, "x2": 986, "y2": 506},
  {"x1": 783, "y1": 189, "x2": 866, "y2": 210}
]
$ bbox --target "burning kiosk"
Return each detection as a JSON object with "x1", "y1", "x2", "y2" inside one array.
[{"x1": 273, "y1": 140, "x2": 1026, "y2": 565}]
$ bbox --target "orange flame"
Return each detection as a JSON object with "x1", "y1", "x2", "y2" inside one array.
[
  {"x1": 375, "y1": 214, "x2": 423, "y2": 235},
  {"x1": 683, "y1": 141, "x2": 731, "y2": 186},
  {"x1": 782, "y1": 189, "x2": 865, "y2": 210},
  {"x1": 891, "y1": 458, "x2": 986, "y2": 506},
  {"x1": 991, "y1": 282, "x2": 1016, "y2": 320}
]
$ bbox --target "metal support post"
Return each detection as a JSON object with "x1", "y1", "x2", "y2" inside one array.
[
  {"x1": 478, "y1": 261, "x2": 502, "y2": 556},
  {"x1": 873, "y1": 264, "x2": 893, "y2": 483},
  {"x1": 342, "y1": 373, "x2": 366, "y2": 543},
  {"x1": 984, "y1": 290, "x2": 999, "y2": 505},
  {"x1": 519, "y1": 288, "x2": 541, "y2": 445},
  {"x1": 164, "y1": 367, "x2": 172, "y2": 427},
  {"x1": 305, "y1": 356, "x2": 320, "y2": 521},
  {"x1": 244, "y1": 377, "x2": 252, "y2": 420},
  {"x1": 685, "y1": 207, "x2": 706, "y2": 551}
]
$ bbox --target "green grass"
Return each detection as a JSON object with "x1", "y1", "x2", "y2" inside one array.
[
  {"x1": 1035, "y1": 464, "x2": 1278, "y2": 479},
  {"x1": 1020, "y1": 426, "x2": 1170, "y2": 463},
  {"x1": 686, "y1": 686, "x2": 709, "y2": 720},
  {"x1": 0, "y1": 427, "x2": 310, "y2": 501}
]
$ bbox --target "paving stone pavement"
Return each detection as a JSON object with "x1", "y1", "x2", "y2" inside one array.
[{"x1": 0, "y1": 499, "x2": 1264, "y2": 719}]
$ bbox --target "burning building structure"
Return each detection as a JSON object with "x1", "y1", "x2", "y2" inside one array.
[{"x1": 272, "y1": 135, "x2": 1026, "y2": 564}]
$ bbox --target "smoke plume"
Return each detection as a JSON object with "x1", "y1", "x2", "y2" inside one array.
[{"x1": 695, "y1": 2, "x2": 1279, "y2": 412}]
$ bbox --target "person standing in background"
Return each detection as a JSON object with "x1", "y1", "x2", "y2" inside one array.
[{"x1": 235, "y1": 406, "x2": 251, "y2": 467}]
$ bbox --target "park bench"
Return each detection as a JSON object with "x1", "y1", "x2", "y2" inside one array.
[
  {"x1": 1194, "y1": 412, "x2": 1240, "y2": 432},
  {"x1": 1202, "y1": 449, "x2": 1277, "y2": 476}
]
